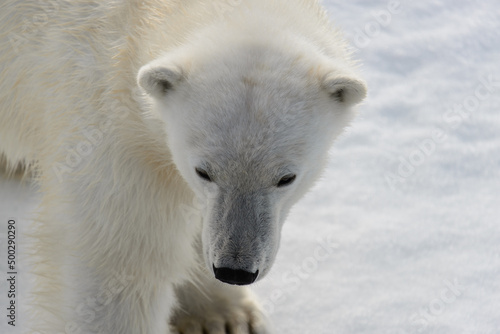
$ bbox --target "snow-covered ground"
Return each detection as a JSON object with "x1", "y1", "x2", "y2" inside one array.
[{"x1": 1, "y1": 1, "x2": 499, "y2": 333}]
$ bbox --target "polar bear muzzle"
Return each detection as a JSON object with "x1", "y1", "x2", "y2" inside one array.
[{"x1": 205, "y1": 189, "x2": 277, "y2": 284}]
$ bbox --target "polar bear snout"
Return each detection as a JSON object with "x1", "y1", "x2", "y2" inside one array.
[
  {"x1": 213, "y1": 265, "x2": 259, "y2": 285},
  {"x1": 205, "y1": 190, "x2": 277, "y2": 284}
]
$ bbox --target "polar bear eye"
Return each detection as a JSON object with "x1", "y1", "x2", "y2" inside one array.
[
  {"x1": 277, "y1": 174, "x2": 296, "y2": 187},
  {"x1": 195, "y1": 167, "x2": 212, "y2": 182}
]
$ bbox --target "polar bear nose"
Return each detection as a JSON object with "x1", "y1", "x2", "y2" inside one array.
[{"x1": 213, "y1": 265, "x2": 259, "y2": 285}]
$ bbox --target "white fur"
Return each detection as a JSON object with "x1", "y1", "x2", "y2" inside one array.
[{"x1": 0, "y1": 1, "x2": 366, "y2": 333}]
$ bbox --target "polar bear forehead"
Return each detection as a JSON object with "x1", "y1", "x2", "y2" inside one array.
[
  {"x1": 184, "y1": 40, "x2": 328, "y2": 117},
  {"x1": 186, "y1": 48, "x2": 319, "y2": 117},
  {"x1": 187, "y1": 40, "x2": 323, "y2": 91}
]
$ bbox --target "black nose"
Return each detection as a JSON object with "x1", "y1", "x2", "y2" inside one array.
[{"x1": 213, "y1": 265, "x2": 259, "y2": 285}]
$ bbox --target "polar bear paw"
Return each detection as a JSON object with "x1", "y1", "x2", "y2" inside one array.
[{"x1": 170, "y1": 286, "x2": 271, "y2": 334}]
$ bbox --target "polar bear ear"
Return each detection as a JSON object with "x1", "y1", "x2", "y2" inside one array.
[
  {"x1": 137, "y1": 63, "x2": 184, "y2": 98},
  {"x1": 322, "y1": 74, "x2": 367, "y2": 106}
]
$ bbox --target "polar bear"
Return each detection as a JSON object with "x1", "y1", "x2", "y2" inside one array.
[{"x1": 0, "y1": 0, "x2": 366, "y2": 333}]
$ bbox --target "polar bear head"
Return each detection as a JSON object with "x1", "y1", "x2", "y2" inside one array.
[{"x1": 138, "y1": 34, "x2": 366, "y2": 285}]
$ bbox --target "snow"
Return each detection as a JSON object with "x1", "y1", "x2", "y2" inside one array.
[{"x1": 1, "y1": 0, "x2": 499, "y2": 333}]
